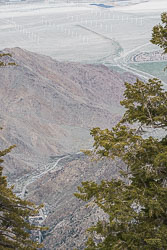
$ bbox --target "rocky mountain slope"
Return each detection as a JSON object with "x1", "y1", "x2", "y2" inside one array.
[
  {"x1": 0, "y1": 47, "x2": 136, "y2": 249},
  {"x1": 0, "y1": 47, "x2": 135, "y2": 180},
  {"x1": 27, "y1": 153, "x2": 125, "y2": 249}
]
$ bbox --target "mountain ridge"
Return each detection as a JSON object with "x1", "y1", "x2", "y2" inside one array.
[
  {"x1": 0, "y1": 47, "x2": 136, "y2": 180},
  {"x1": 0, "y1": 47, "x2": 137, "y2": 248}
]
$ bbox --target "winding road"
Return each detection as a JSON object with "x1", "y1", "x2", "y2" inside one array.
[
  {"x1": 20, "y1": 152, "x2": 84, "y2": 199},
  {"x1": 16, "y1": 151, "x2": 85, "y2": 243}
]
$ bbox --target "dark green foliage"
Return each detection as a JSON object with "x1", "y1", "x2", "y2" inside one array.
[
  {"x1": 0, "y1": 144, "x2": 44, "y2": 249},
  {"x1": 121, "y1": 78, "x2": 167, "y2": 127},
  {"x1": 151, "y1": 13, "x2": 167, "y2": 54},
  {"x1": 75, "y1": 13, "x2": 167, "y2": 249},
  {"x1": 75, "y1": 80, "x2": 167, "y2": 250}
]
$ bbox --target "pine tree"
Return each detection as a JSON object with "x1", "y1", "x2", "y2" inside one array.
[
  {"x1": 75, "y1": 13, "x2": 167, "y2": 249},
  {"x1": 151, "y1": 12, "x2": 167, "y2": 53},
  {"x1": 0, "y1": 144, "x2": 44, "y2": 249},
  {"x1": 0, "y1": 54, "x2": 43, "y2": 249}
]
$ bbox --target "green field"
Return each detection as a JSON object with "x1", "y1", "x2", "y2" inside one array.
[{"x1": 129, "y1": 61, "x2": 167, "y2": 83}]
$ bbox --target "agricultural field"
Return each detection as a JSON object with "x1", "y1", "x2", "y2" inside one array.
[{"x1": 129, "y1": 61, "x2": 167, "y2": 84}]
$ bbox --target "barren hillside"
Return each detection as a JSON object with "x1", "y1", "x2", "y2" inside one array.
[
  {"x1": 0, "y1": 47, "x2": 135, "y2": 179},
  {"x1": 0, "y1": 47, "x2": 136, "y2": 249}
]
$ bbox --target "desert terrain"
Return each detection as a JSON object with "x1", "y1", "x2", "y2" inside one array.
[{"x1": 0, "y1": 0, "x2": 167, "y2": 248}]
